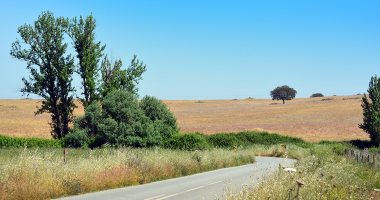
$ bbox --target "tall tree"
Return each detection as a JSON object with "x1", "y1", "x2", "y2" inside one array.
[
  {"x1": 61, "y1": 13, "x2": 106, "y2": 109},
  {"x1": 99, "y1": 54, "x2": 146, "y2": 99},
  {"x1": 270, "y1": 85, "x2": 297, "y2": 104},
  {"x1": 10, "y1": 11, "x2": 76, "y2": 139},
  {"x1": 359, "y1": 75, "x2": 380, "y2": 144}
]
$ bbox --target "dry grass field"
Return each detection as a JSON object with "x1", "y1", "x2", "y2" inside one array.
[{"x1": 0, "y1": 95, "x2": 368, "y2": 142}]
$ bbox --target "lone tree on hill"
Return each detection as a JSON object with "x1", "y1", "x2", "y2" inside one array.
[
  {"x1": 359, "y1": 75, "x2": 380, "y2": 144},
  {"x1": 270, "y1": 85, "x2": 297, "y2": 104}
]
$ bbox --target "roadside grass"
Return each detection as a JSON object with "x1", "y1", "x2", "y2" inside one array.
[
  {"x1": 224, "y1": 144, "x2": 380, "y2": 200},
  {"x1": 0, "y1": 147, "x2": 255, "y2": 200},
  {"x1": 0, "y1": 140, "x2": 378, "y2": 199}
]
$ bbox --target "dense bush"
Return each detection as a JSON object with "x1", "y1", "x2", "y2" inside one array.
[
  {"x1": 163, "y1": 132, "x2": 210, "y2": 150},
  {"x1": 63, "y1": 129, "x2": 88, "y2": 148},
  {"x1": 207, "y1": 133, "x2": 241, "y2": 147},
  {"x1": 67, "y1": 90, "x2": 180, "y2": 148},
  {"x1": 0, "y1": 134, "x2": 63, "y2": 148},
  {"x1": 163, "y1": 131, "x2": 308, "y2": 150},
  {"x1": 206, "y1": 131, "x2": 307, "y2": 148},
  {"x1": 139, "y1": 95, "x2": 180, "y2": 140},
  {"x1": 310, "y1": 93, "x2": 324, "y2": 97}
]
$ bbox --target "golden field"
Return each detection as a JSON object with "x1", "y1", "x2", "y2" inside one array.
[{"x1": 0, "y1": 95, "x2": 368, "y2": 142}]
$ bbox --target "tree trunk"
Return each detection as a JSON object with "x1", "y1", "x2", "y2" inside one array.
[{"x1": 283, "y1": 99, "x2": 285, "y2": 104}]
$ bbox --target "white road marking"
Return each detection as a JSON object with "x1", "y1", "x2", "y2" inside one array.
[
  {"x1": 152, "y1": 180, "x2": 223, "y2": 200},
  {"x1": 144, "y1": 194, "x2": 165, "y2": 200}
]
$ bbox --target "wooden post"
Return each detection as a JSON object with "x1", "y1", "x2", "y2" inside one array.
[
  {"x1": 367, "y1": 155, "x2": 370, "y2": 162},
  {"x1": 64, "y1": 149, "x2": 66, "y2": 165},
  {"x1": 356, "y1": 153, "x2": 359, "y2": 162}
]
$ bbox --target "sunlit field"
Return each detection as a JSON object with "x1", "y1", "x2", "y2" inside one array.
[{"x1": 0, "y1": 95, "x2": 367, "y2": 142}]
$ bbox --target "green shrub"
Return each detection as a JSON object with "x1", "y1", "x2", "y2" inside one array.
[
  {"x1": 163, "y1": 133, "x2": 210, "y2": 150},
  {"x1": 207, "y1": 133, "x2": 242, "y2": 147},
  {"x1": 98, "y1": 90, "x2": 162, "y2": 147},
  {"x1": 0, "y1": 134, "x2": 63, "y2": 148},
  {"x1": 69, "y1": 91, "x2": 180, "y2": 148},
  {"x1": 139, "y1": 95, "x2": 180, "y2": 140},
  {"x1": 64, "y1": 129, "x2": 88, "y2": 148},
  {"x1": 310, "y1": 93, "x2": 324, "y2": 97},
  {"x1": 205, "y1": 131, "x2": 307, "y2": 148}
]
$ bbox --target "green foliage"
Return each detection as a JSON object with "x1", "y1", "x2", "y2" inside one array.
[
  {"x1": 10, "y1": 11, "x2": 76, "y2": 139},
  {"x1": 206, "y1": 131, "x2": 307, "y2": 148},
  {"x1": 163, "y1": 133, "x2": 210, "y2": 150},
  {"x1": 62, "y1": 13, "x2": 106, "y2": 108},
  {"x1": 98, "y1": 90, "x2": 161, "y2": 147},
  {"x1": 71, "y1": 90, "x2": 172, "y2": 148},
  {"x1": 99, "y1": 55, "x2": 146, "y2": 99},
  {"x1": 140, "y1": 95, "x2": 180, "y2": 140},
  {"x1": 270, "y1": 85, "x2": 297, "y2": 104},
  {"x1": 207, "y1": 133, "x2": 241, "y2": 147},
  {"x1": 64, "y1": 129, "x2": 88, "y2": 148},
  {"x1": 0, "y1": 134, "x2": 63, "y2": 148},
  {"x1": 163, "y1": 131, "x2": 308, "y2": 150},
  {"x1": 359, "y1": 75, "x2": 380, "y2": 144},
  {"x1": 310, "y1": 93, "x2": 324, "y2": 97}
]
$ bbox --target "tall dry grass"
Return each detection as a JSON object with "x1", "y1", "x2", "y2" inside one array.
[
  {"x1": 223, "y1": 144, "x2": 380, "y2": 200},
  {"x1": 0, "y1": 147, "x2": 255, "y2": 200}
]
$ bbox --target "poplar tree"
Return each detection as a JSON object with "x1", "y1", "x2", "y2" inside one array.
[
  {"x1": 99, "y1": 54, "x2": 146, "y2": 99},
  {"x1": 359, "y1": 75, "x2": 380, "y2": 144},
  {"x1": 62, "y1": 14, "x2": 106, "y2": 109},
  {"x1": 10, "y1": 11, "x2": 76, "y2": 139}
]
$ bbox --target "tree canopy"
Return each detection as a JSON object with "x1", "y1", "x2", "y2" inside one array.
[
  {"x1": 310, "y1": 93, "x2": 324, "y2": 97},
  {"x1": 11, "y1": 11, "x2": 148, "y2": 139},
  {"x1": 99, "y1": 54, "x2": 146, "y2": 100},
  {"x1": 62, "y1": 13, "x2": 106, "y2": 109},
  {"x1": 67, "y1": 91, "x2": 179, "y2": 148},
  {"x1": 10, "y1": 11, "x2": 76, "y2": 139},
  {"x1": 359, "y1": 75, "x2": 380, "y2": 144},
  {"x1": 270, "y1": 85, "x2": 297, "y2": 104}
]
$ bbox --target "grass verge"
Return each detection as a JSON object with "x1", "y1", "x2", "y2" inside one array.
[
  {"x1": 224, "y1": 144, "x2": 380, "y2": 200},
  {"x1": 0, "y1": 147, "x2": 255, "y2": 200}
]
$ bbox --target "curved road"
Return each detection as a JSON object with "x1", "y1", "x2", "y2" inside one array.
[{"x1": 57, "y1": 157, "x2": 296, "y2": 200}]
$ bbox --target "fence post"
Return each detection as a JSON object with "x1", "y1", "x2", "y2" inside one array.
[
  {"x1": 367, "y1": 155, "x2": 370, "y2": 162},
  {"x1": 356, "y1": 153, "x2": 359, "y2": 162},
  {"x1": 64, "y1": 149, "x2": 66, "y2": 165}
]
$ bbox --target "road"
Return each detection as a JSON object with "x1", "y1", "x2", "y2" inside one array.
[{"x1": 56, "y1": 157, "x2": 296, "y2": 200}]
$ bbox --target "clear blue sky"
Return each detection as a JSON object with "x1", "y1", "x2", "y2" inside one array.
[{"x1": 1, "y1": 0, "x2": 379, "y2": 100}]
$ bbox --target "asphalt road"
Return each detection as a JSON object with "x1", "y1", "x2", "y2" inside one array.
[{"x1": 56, "y1": 157, "x2": 296, "y2": 200}]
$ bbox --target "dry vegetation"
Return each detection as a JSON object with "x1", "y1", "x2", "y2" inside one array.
[
  {"x1": 0, "y1": 95, "x2": 367, "y2": 142},
  {"x1": 223, "y1": 145, "x2": 380, "y2": 200},
  {"x1": 0, "y1": 147, "x2": 255, "y2": 199}
]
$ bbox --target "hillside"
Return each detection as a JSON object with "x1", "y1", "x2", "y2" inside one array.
[{"x1": 0, "y1": 95, "x2": 368, "y2": 142}]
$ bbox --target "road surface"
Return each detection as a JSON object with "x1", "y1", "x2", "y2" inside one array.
[{"x1": 56, "y1": 157, "x2": 296, "y2": 200}]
